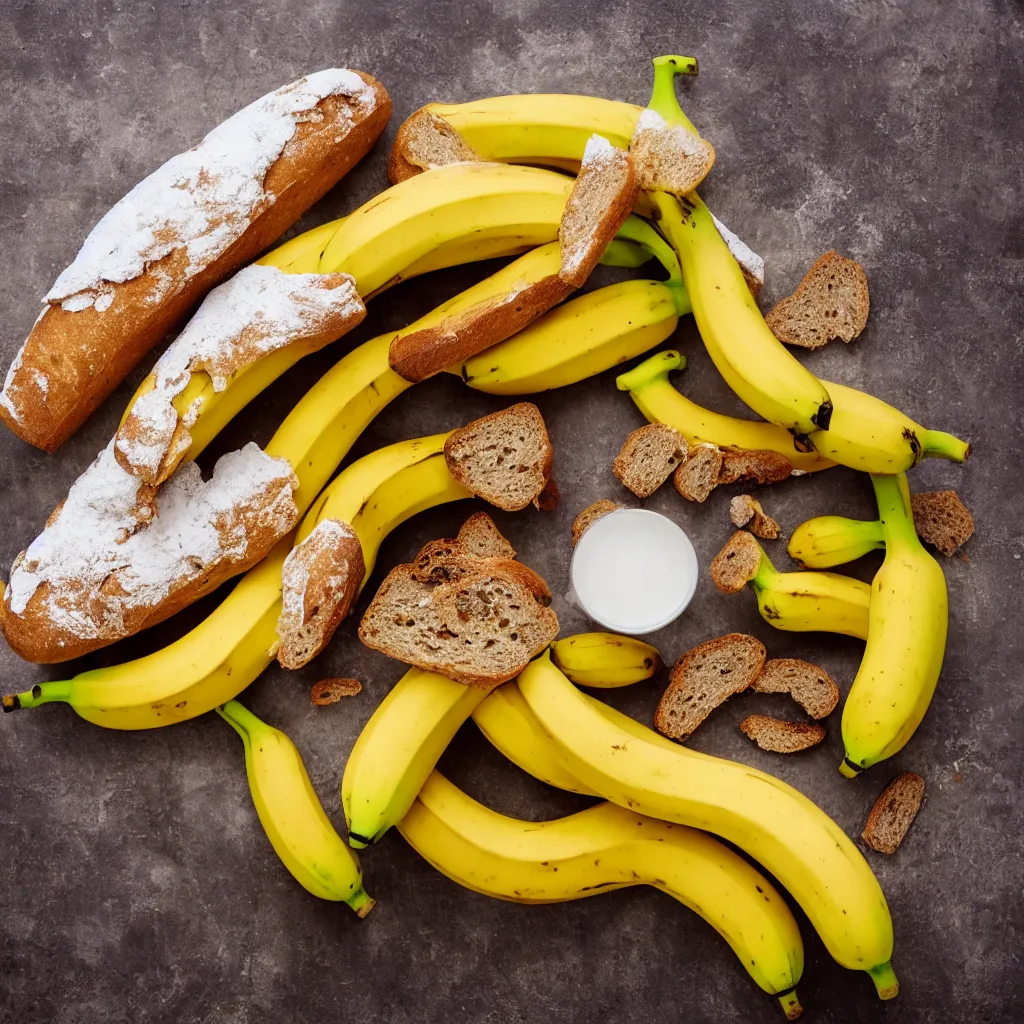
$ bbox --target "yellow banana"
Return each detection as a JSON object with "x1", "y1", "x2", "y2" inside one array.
[
  {"x1": 257, "y1": 218, "x2": 346, "y2": 273},
  {"x1": 788, "y1": 516, "x2": 885, "y2": 569},
  {"x1": 840, "y1": 474, "x2": 948, "y2": 777},
  {"x1": 216, "y1": 699, "x2": 373, "y2": 915},
  {"x1": 399, "y1": 771, "x2": 806, "y2": 1019},
  {"x1": 549, "y1": 632, "x2": 661, "y2": 687},
  {"x1": 615, "y1": 350, "x2": 834, "y2": 473},
  {"x1": 517, "y1": 655, "x2": 899, "y2": 998},
  {"x1": 342, "y1": 669, "x2": 487, "y2": 848}
]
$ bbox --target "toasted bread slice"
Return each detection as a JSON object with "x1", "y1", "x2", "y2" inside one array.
[
  {"x1": 310, "y1": 678, "x2": 362, "y2": 706},
  {"x1": 911, "y1": 490, "x2": 974, "y2": 556},
  {"x1": 729, "y1": 494, "x2": 782, "y2": 540},
  {"x1": 765, "y1": 250, "x2": 870, "y2": 350},
  {"x1": 710, "y1": 531, "x2": 765, "y2": 594},
  {"x1": 718, "y1": 449, "x2": 793, "y2": 486},
  {"x1": 456, "y1": 512, "x2": 516, "y2": 560},
  {"x1": 655, "y1": 633, "x2": 766, "y2": 740},
  {"x1": 444, "y1": 403, "x2": 553, "y2": 512},
  {"x1": 674, "y1": 444, "x2": 724, "y2": 502},
  {"x1": 862, "y1": 772, "x2": 926, "y2": 854},
  {"x1": 753, "y1": 658, "x2": 840, "y2": 719},
  {"x1": 629, "y1": 109, "x2": 716, "y2": 196},
  {"x1": 387, "y1": 107, "x2": 481, "y2": 183},
  {"x1": 571, "y1": 499, "x2": 622, "y2": 546},
  {"x1": 613, "y1": 423, "x2": 687, "y2": 498},
  {"x1": 559, "y1": 135, "x2": 638, "y2": 287},
  {"x1": 740, "y1": 715, "x2": 826, "y2": 753},
  {"x1": 276, "y1": 518, "x2": 366, "y2": 669}
]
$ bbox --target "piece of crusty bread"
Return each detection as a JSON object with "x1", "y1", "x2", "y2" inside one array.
[
  {"x1": 710, "y1": 531, "x2": 765, "y2": 594},
  {"x1": 629, "y1": 108, "x2": 716, "y2": 196},
  {"x1": 718, "y1": 449, "x2": 793, "y2": 486},
  {"x1": 674, "y1": 444, "x2": 724, "y2": 502},
  {"x1": 862, "y1": 772, "x2": 926, "y2": 854},
  {"x1": 739, "y1": 715, "x2": 826, "y2": 753},
  {"x1": 387, "y1": 107, "x2": 481, "y2": 183},
  {"x1": 455, "y1": 512, "x2": 516, "y2": 560},
  {"x1": 613, "y1": 423, "x2": 687, "y2": 498},
  {"x1": 558, "y1": 135, "x2": 638, "y2": 287},
  {"x1": 571, "y1": 499, "x2": 622, "y2": 546},
  {"x1": 443, "y1": 403, "x2": 553, "y2": 512},
  {"x1": 654, "y1": 633, "x2": 766, "y2": 741},
  {"x1": 310, "y1": 678, "x2": 362, "y2": 706},
  {"x1": 753, "y1": 658, "x2": 840, "y2": 719},
  {"x1": 911, "y1": 490, "x2": 975, "y2": 556},
  {"x1": 765, "y1": 250, "x2": 870, "y2": 350},
  {"x1": 1, "y1": 71, "x2": 391, "y2": 452},
  {"x1": 359, "y1": 559, "x2": 558, "y2": 688},
  {"x1": 276, "y1": 519, "x2": 366, "y2": 670},
  {"x1": 729, "y1": 495, "x2": 782, "y2": 540}
]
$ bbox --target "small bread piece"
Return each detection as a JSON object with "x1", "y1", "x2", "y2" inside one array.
[
  {"x1": 718, "y1": 449, "x2": 793, "y2": 486},
  {"x1": 559, "y1": 135, "x2": 638, "y2": 287},
  {"x1": 359, "y1": 562, "x2": 558, "y2": 688},
  {"x1": 387, "y1": 107, "x2": 481, "y2": 183},
  {"x1": 911, "y1": 490, "x2": 975, "y2": 556},
  {"x1": 613, "y1": 423, "x2": 687, "y2": 498},
  {"x1": 571, "y1": 500, "x2": 622, "y2": 546},
  {"x1": 765, "y1": 250, "x2": 870, "y2": 350},
  {"x1": 443, "y1": 403, "x2": 553, "y2": 512},
  {"x1": 629, "y1": 108, "x2": 716, "y2": 196},
  {"x1": 710, "y1": 531, "x2": 765, "y2": 594},
  {"x1": 2, "y1": 70, "x2": 390, "y2": 452},
  {"x1": 310, "y1": 678, "x2": 362, "y2": 706},
  {"x1": 2, "y1": 442, "x2": 298, "y2": 663},
  {"x1": 739, "y1": 715, "x2": 826, "y2": 753},
  {"x1": 674, "y1": 444, "x2": 724, "y2": 503},
  {"x1": 655, "y1": 633, "x2": 766, "y2": 741},
  {"x1": 456, "y1": 512, "x2": 516, "y2": 560},
  {"x1": 729, "y1": 495, "x2": 782, "y2": 540},
  {"x1": 753, "y1": 659, "x2": 840, "y2": 719},
  {"x1": 862, "y1": 772, "x2": 926, "y2": 854},
  {"x1": 276, "y1": 519, "x2": 366, "y2": 669}
]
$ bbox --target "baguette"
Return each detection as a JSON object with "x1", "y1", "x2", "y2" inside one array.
[{"x1": 1, "y1": 69, "x2": 390, "y2": 451}]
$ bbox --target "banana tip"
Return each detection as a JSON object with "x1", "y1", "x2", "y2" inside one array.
[
  {"x1": 776, "y1": 987, "x2": 803, "y2": 1019},
  {"x1": 868, "y1": 961, "x2": 899, "y2": 1000},
  {"x1": 2, "y1": 693, "x2": 21, "y2": 712},
  {"x1": 351, "y1": 890, "x2": 376, "y2": 919},
  {"x1": 839, "y1": 757, "x2": 863, "y2": 779}
]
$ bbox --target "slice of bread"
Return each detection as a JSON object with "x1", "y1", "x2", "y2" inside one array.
[
  {"x1": 310, "y1": 678, "x2": 362, "y2": 706},
  {"x1": 387, "y1": 107, "x2": 481, "y2": 183},
  {"x1": 629, "y1": 108, "x2": 716, "y2": 195},
  {"x1": 911, "y1": 490, "x2": 974, "y2": 556},
  {"x1": 718, "y1": 449, "x2": 793, "y2": 486},
  {"x1": 358, "y1": 561, "x2": 558, "y2": 688},
  {"x1": 613, "y1": 423, "x2": 687, "y2": 498},
  {"x1": 765, "y1": 250, "x2": 870, "y2": 350},
  {"x1": 571, "y1": 499, "x2": 622, "y2": 546},
  {"x1": 559, "y1": 135, "x2": 638, "y2": 287},
  {"x1": 862, "y1": 772, "x2": 926, "y2": 855},
  {"x1": 276, "y1": 518, "x2": 366, "y2": 669},
  {"x1": 654, "y1": 633, "x2": 766, "y2": 741},
  {"x1": 456, "y1": 512, "x2": 516, "y2": 560},
  {"x1": 412, "y1": 515, "x2": 518, "y2": 585},
  {"x1": 710, "y1": 531, "x2": 765, "y2": 594},
  {"x1": 729, "y1": 495, "x2": 781, "y2": 540},
  {"x1": 443, "y1": 403, "x2": 553, "y2": 512},
  {"x1": 674, "y1": 444, "x2": 724, "y2": 502},
  {"x1": 753, "y1": 658, "x2": 840, "y2": 719},
  {"x1": 739, "y1": 715, "x2": 826, "y2": 753}
]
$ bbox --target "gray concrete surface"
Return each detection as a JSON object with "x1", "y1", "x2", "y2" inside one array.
[{"x1": 1, "y1": 2, "x2": 1022, "y2": 1021}]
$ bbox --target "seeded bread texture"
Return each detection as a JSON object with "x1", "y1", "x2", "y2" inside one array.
[
  {"x1": 863, "y1": 772, "x2": 926, "y2": 854},
  {"x1": 613, "y1": 423, "x2": 687, "y2": 498},
  {"x1": 456, "y1": 512, "x2": 516, "y2": 560}
]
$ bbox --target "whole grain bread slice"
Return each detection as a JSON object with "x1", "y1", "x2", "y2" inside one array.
[
  {"x1": 456, "y1": 512, "x2": 516, "y2": 560},
  {"x1": 718, "y1": 449, "x2": 793, "y2": 486},
  {"x1": 739, "y1": 715, "x2": 826, "y2": 753},
  {"x1": 674, "y1": 444, "x2": 724, "y2": 502},
  {"x1": 753, "y1": 658, "x2": 840, "y2": 719},
  {"x1": 571, "y1": 499, "x2": 622, "y2": 546},
  {"x1": 613, "y1": 423, "x2": 687, "y2": 498},
  {"x1": 911, "y1": 490, "x2": 975, "y2": 556},
  {"x1": 629, "y1": 109, "x2": 716, "y2": 196},
  {"x1": 387, "y1": 107, "x2": 481, "y2": 183},
  {"x1": 710, "y1": 531, "x2": 765, "y2": 594},
  {"x1": 765, "y1": 250, "x2": 870, "y2": 350},
  {"x1": 654, "y1": 633, "x2": 766, "y2": 741},
  {"x1": 443, "y1": 403, "x2": 553, "y2": 512},
  {"x1": 729, "y1": 494, "x2": 782, "y2": 540},
  {"x1": 862, "y1": 772, "x2": 926, "y2": 855}
]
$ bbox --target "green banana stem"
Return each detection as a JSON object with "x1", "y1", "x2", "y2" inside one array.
[
  {"x1": 615, "y1": 350, "x2": 686, "y2": 392},
  {"x1": 2, "y1": 680, "x2": 70, "y2": 711},
  {"x1": 216, "y1": 699, "x2": 263, "y2": 741},
  {"x1": 920, "y1": 429, "x2": 971, "y2": 463},
  {"x1": 611, "y1": 215, "x2": 690, "y2": 315},
  {"x1": 871, "y1": 473, "x2": 918, "y2": 549},
  {"x1": 648, "y1": 55, "x2": 702, "y2": 134},
  {"x1": 748, "y1": 543, "x2": 781, "y2": 595},
  {"x1": 867, "y1": 960, "x2": 900, "y2": 1000}
]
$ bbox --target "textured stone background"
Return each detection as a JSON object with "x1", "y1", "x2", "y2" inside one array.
[{"x1": 1, "y1": 2, "x2": 1022, "y2": 1022}]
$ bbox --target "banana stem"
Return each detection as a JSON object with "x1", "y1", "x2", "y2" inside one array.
[
  {"x1": 921, "y1": 429, "x2": 971, "y2": 463},
  {"x1": 867, "y1": 960, "x2": 900, "y2": 1000},
  {"x1": 748, "y1": 547, "x2": 780, "y2": 594},
  {"x1": 616, "y1": 350, "x2": 685, "y2": 392},
  {"x1": 649, "y1": 55, "x2": 702, "y2": 135},
  {"x1": 348, "y1": 886, "x2": 376, "y2": 918},
  {"x1": 216, "y1": 699, "x2": 263, "y2": 739},
  {"x1": 2, "y1": 680, "x2": 71, "y2": 711},
  {"x1": 775, "y1": 988, "x2": 803, "y2": 1020},
  {"x1": 612, "y1": 216, "x2": 690, "y2": 315},
  {"x1": 870, "y1": 473, "x2": 919, "y2": 549}
]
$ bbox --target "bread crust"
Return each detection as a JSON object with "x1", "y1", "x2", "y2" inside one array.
[{"x1": 2, "y1": 72, "x2": 391, "y2": 452}]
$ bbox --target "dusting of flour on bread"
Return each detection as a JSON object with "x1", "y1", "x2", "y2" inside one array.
[
  {"x1": 710, "y1": 213, "x2": 765, "y2": 287},
  {"x1": 581, "y1": 133, "x2": 618, "y2": 168},
  {"x1": 44, "y1": 70, "x2": 375, "y2": 313}
]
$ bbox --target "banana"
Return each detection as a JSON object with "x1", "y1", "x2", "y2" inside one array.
[
  {"x1": 788, "y1": 516, "x2": 885, "y2": 569},
  {"x1": 517, "y1": 655, "x2": 899, "y2": 998},
  {"x1": 399, "y1": 771, "x2": 806, "y2": 1019},
  {"x1": 342, "y1": 669, "x2": 488, "y2": 848},
  {"x1": 216, "y1": 699, "x2": 373, "y2": 916},
  {"x1": 615, "y1": 350, "x2": 834, "y2": 473},
  {"x1": 257, "y1": 218, "x2": 346, "y2": 273},
  {"x1": 550, "y1": 632, "x2": 661, "y2": 687},
  {"x1": 840, "y1": 474, "x2": 948, "y2": 777}
]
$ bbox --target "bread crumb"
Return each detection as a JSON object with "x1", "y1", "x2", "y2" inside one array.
[{"x1": 311, "y1": 678, "x2": 362, "y2": 706}]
